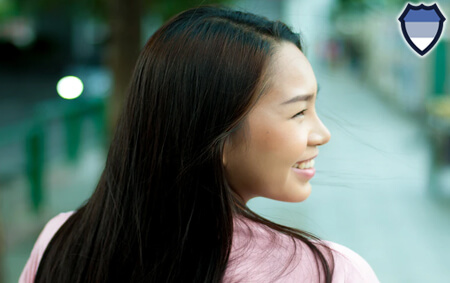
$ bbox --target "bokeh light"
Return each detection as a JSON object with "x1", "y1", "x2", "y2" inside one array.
[{"x1": 56, "y1": 76, "x2": 84, "y2": 99}]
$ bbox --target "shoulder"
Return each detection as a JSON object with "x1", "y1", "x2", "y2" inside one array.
[
  {"x1": 320, "y1": 240, "x2": 380, "y2": 282},
  {"x1": 18, "y1": 211, "x2": 75, "y2": 283},
  {"x1": 226, "y1": 217, "x2": 380, "y2": 282}
]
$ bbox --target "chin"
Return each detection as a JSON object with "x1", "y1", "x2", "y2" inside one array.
[{"x1": 285, "y1": 183, "x2": 312, "y2": 202}]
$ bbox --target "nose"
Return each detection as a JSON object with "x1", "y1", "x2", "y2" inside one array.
[{"x1": 308, "y1": 118, "x2": 331, "y2": 146}]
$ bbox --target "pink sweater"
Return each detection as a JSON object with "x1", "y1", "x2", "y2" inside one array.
[{"x1": 19, "y1": 211, "x2": 380, "y2": 282}]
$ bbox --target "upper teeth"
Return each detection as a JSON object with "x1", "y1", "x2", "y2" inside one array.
[{"x1": 293, "y1": 159, "x2": 315, "y2": 169}]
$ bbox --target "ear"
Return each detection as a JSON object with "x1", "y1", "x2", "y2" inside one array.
[
  {"x1": 222, "y1": 138, "x2": 230, "y2": 167},
  {"x1": 222, "y1": 145, "x2": 227, "y2": 167}
]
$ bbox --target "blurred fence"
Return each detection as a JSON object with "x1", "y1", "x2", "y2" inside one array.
[
  {"x1": 0, "y1": 97, "x2": 107, "y2": 212},
  {"x1": 0, "y1": 96, "x2": 107, "y2": 282}
]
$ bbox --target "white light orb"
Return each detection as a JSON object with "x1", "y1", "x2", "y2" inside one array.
[{"x1": 57, "y1": 76, "x2": 84, "y2": 99}]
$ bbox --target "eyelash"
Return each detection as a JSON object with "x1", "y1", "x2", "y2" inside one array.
[{"x1": 293, "y1": 109, "x2": 307, "y2": 118}]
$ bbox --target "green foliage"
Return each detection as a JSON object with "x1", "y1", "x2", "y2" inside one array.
[
  {"x1": 330, "y1": 0, "x2": 409, "y2": 23},
  {"x1": 334, "y1": 0, "x2": 410, "y2": 13},
  {"x1": 10, "y1": 0, "x2": 233, "y2": 21},
  {"x1": 0, "y1": 0, "x2": 17, "y2": 20},
  {"x1": 146, "y1": 0, "x2": 233, "y2": 22}
]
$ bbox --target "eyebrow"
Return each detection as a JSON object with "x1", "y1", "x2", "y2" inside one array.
[{"x1": 280, "y1": 83, "x2": 320, "y2": 105}]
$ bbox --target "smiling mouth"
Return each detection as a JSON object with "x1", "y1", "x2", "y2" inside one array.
[{"x1": 292, "y1": 158, "x2": 315, "y2": 169}]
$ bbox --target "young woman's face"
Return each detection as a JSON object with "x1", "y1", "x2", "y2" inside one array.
[{"x1": 223, "y1": 42, "x2": 331, "y2": 204}]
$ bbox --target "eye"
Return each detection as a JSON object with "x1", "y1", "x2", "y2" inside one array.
[{"x1": 293, "y1": 109, "x2": 307, "y2": 119}]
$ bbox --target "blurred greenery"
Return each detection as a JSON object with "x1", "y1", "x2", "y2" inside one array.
[
  {"x1": 0, "y1": 0, "x2": 15, "y2": 19},
  {"x1": 3, "y1": 0, "x2": 233, "y2": 141},
  {"x1": 4, "y1": 0, "x2": 233, "y2": 22},
  {"x1": 330, "y1": 0, "x2": 414, "y2": 21}
]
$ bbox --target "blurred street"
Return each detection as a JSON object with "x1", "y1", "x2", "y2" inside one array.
[{"x1": 3, "y1": 64, "x2": 449, "y2": 283}]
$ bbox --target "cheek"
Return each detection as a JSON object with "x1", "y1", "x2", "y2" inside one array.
[
  {"x1": 251, "y1": 119, "x2": 307, "y2": 163},
  {"x1": 225, "y1": 114, "x2": 309, "y2": 200},
  {"x1": 250, "y1": 114, "x2": 288, "y2": 151}
]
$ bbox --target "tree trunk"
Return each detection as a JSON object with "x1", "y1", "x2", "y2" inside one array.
[{"x1": 105, "y1": 0, "x2": 143, "y2": 142}]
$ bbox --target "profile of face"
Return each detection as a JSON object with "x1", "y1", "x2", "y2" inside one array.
[{"x1": 222, "y1": 41, "x2": 331, "y2": 204}]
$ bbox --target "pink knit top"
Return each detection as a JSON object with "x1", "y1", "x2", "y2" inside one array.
[{"x1": 19, "y1": 211, "x2": 380, "y2": 282}]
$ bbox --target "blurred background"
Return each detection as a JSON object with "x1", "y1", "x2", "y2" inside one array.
[{"x1": 1, "y1": 0, "x2": 449, "y2": 282}]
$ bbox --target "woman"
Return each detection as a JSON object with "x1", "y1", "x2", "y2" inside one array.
[{"x1": 20, "y1": 4, "x2": 379, "y2": 282}]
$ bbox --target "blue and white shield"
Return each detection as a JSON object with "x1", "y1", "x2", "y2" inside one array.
[{"x1": 398, "y1": 3, "x2": 446, "y2": 56}]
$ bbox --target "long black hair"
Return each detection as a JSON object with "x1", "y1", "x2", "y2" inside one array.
[{"x1": 35, "y1": 4, "x2": 335, "y2": 282}]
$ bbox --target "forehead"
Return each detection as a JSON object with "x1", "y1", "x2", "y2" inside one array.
[{"x1": 263, "y1": 42, "x2": 317, "y2": 102}]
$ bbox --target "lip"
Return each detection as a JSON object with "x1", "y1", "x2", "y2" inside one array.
[
  {"x1": 295, "y1": 154, "x2": 318, "y2": 165},
  {"x1": 292, "y1": 167, "x2": 315, "y2": 179}
]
